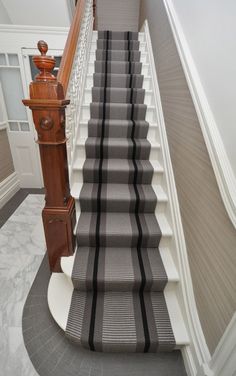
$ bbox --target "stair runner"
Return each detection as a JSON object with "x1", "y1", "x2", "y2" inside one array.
[{"x1": 66, "y1": 31, "x2": 175, "y2": 352}]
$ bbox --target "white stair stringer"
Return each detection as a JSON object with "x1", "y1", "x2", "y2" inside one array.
[
  {"x1": 48, "y1": 29, "x2": 190, "y2": 354},
  {"x1": 141, "y1": 20, "x2": 213, "y2": 375}
]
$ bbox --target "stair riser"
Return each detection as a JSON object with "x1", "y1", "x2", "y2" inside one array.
[
  {"x1": 80, "y1": 197, "x2": 156, "y2": 213},
  {"x1": 72, "y1": 169, "x2": 163, "y2": 185},
  {"x1": 85, "y1": 75, "x2": 152, "y2": 90},
  {"x1": 94, "y1": 62, "x2": 142, "y2": 75},
  {"x1": 90, "y1": 104, "x2": 147, "y2": 121},
  {"x1": 88, "y1": 63, "x2": 149, "y2": 77},
  {"x1": 85, "y1": 88, "x2": 153, "y2": 105},
  {"x1": 73, "y1": 280, "x2": 166, "y2": 293},
  {"x1": 91, "y1": 42, "x2": 147, "y2": 53},
  {"x1": 85, "y1": 144, "x2": 151, "y2": 160},
  {"x1": 75, "y1": 197, "x2": 167, "y2": 215},
  {"x1": 75, "y1": 143, "x2": 160, "y2": 161},
  {"x1": 91, "y1": 89, "x2": 145, "y2": 104},
  {"x1": 78, "y1": 122, "x2": 156, "y2": 140},
  {"x1": 92, "y1": 32, "x2": 145, "y2": 43},
  {"x1": 83, "y1": 169, "x2": 153, "y2": 184},
  {"x1": 81, "y1": 105, "x2": 155, "y2": 122},
  {"x1": 77, "y1": 233, "x2": 161, "y2": 248},
  {"x1": 89, "y1": 51, "x2": 148, "y2": 63}
]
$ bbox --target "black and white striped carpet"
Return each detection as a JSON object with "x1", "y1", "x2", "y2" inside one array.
[{"x1": 66, "y1": 31, "x2": 175, "y2": 353}]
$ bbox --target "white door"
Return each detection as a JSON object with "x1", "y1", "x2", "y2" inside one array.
[{"x1": 0, "y1": 52, "x2": 43, "y2": 188}]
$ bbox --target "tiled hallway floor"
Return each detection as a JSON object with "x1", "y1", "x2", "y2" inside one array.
[
  {"x1": 0, "y1": 194, "x2": 45, "y2": 376},
  {"x1": 0, "y1": 192, "x2": 187, "y2": 376}
]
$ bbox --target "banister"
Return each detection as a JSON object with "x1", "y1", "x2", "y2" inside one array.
[{"x1": 57, "y1": 0, "x2": 86, "y2": 94}]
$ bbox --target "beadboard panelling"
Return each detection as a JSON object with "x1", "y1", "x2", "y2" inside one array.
[
  {"x1": 0, "y1": 129, "x2": 14, "y2": 183},
  {"x1": 140, "y1": 0, "x2": 236, "y2": 354},
  {"x1": 96, "y1": 0, "x2": 140, "y2": 32}
]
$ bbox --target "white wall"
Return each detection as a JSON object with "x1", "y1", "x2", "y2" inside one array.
[
  {"x1": 1, "y1": 0, "x2": 71, "y2": 27},
  {"x1": 0, "y1": 0, "x2": 11, "y2": 23},
  {"x1": 169, "y1": 0, "x2": 236, "y2": 178}
]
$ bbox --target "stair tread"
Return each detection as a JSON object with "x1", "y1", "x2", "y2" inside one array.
[
  {"x1": 70, "y1": 246, "x2": 167, "y2": 292},
  {"x1": 72, "y1": 182, "x2": 165, "y2": 201},
  {"x1": 79, "y1": 182, "x2": 157, "y2": 212},
  {"x1": 97, "y1": 39, "x2": 140, "y2": 51},
  {"x1": 92, "y1": 87, "x2": 145, "y2": 104},
  {"x1": 82, "y1": 158, "x2": 157, "y2": 184},
  {"x1": 66, "y1": 288, "x2": 175, "y2": 352},
  {"x1": 90, "y1": 102, "x2": 147, "y2": 121},
  {"x1": 48, "y1": 274, "x2": 189, "y2": 347},
  {"x1": 95, "y1": 49, "x2": 141, "y2": 62},
  {"x1": 74, "y1": 157, "x2": 162, "y2": 171},
  {"x1": 97, "y1": 31, "x2": 139, "y2": 41},
  {"x1": 85, "y1": 137, "x2": 151, "y2": 160},
  {"x1": 76, "y1": 212, "x2": 161, "y2": 248},
  {"x1": 95, "y1": 61, "x2": 142, "y2": 75},
  {"x1": 62, "y1": 246, "x2": 179, "y2": 284},
  {"x1": 93, "y1": 73, "x2": 144, "y2": 89}
]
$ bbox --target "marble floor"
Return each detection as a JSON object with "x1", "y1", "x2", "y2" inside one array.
[{"x1": 0, "y1": 194, "x2": 45, "y2": 376}]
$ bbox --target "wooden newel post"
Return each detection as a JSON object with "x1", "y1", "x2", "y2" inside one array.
[{"x1": 23, "y1": 40, "x2": 76, "y2": 272}]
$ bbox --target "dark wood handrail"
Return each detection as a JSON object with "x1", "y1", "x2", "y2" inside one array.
[{"x1": 57, "y1": 0, "x2": 86, "y2": 94}]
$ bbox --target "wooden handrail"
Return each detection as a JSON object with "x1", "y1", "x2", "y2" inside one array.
[{"x1": 57, "y1": 0, "x2": 86, "y2": 94}]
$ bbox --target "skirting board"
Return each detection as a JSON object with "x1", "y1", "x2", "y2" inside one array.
[
  {"x1": 0, "y1": 172, "x2": 20, "y2": 209},
  {"x1": 162, "y1": 0, "x2": 236, "y2": 229}
]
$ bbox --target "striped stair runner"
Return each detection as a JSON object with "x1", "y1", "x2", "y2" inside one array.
[{"x1": 65, "y1": 31, "x2": 176, "y2": 352}]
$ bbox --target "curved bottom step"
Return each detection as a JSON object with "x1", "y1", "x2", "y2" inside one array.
[{"x1": 48, "y1": 273, "x2": 189, "y2": 351}]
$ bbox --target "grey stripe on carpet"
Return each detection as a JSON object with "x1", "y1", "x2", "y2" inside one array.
[{"x1": 66, "y1": 30, "x2": 175, "y2": 353}]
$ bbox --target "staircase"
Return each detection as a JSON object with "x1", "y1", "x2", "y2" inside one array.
[{"x1": 48, "y1": 30, "x2": 189, "y2": 353}]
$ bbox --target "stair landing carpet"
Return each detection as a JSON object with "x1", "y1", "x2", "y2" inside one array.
[{"x1": 65, "y1": 31, "x2": 175, "y2": 352}]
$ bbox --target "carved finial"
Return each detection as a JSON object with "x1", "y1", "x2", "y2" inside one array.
[
  {"x1": 33, "y1": 40, "x2": 56, "y2": 82},
  {"x1": 38, "y1": 40, "x2": 48, "y2": 56}
]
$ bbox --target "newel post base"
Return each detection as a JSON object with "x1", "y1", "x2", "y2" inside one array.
[
  {"x1": 42, "y1": 197, "x2": 76, "y2": 272},
  {"x1": 23, "y1": 40, "x2": 76, "y2": 272}
]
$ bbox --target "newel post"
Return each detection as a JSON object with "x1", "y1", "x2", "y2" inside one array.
[{"x1": 23, "y1": 40, "x2": 76, "y2": 272}]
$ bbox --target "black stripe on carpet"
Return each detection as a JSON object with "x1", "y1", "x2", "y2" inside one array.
[
  {"x1": 128, "y1": 28, "x2": 151, "y2": 352},
  {"x1": 89, "y1": 30, "x2": 109, "y2": 352}
]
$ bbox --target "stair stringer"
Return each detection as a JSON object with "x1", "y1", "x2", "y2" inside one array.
[{"x1": 142, "y1": 20, "x2": 212, "y2": 376}]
